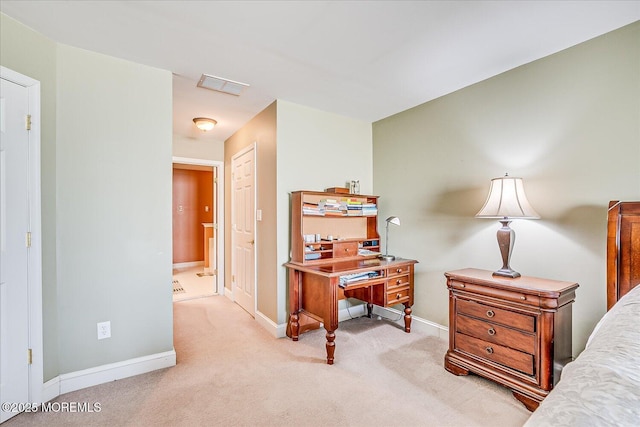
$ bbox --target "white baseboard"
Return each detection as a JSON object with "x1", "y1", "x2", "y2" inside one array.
[
  {"x1": 42, "y1": 376, "x2": 61, "y2": 403},
  {"x1": 256, "y1": 310, "x2": 286, "y2": 338},
  {"x1": 173, "y1": 261, "x2": 204, "y2": 269},
  {"x1": 371, "y1": 305, "x2": 449, "y2": 339},
  {"x1": 264, "y1": 302, "x2": 448, "y2": 340},
  {"x1": 39, "y1": 350, "x2": 176, "y2": 402}
]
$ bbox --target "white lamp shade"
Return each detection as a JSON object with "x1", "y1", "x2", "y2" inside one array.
[
  {"x1": 386, "y1": 216, "x2": 400, "y2": 226},
  {"x1": 476, "y1": 175, "x2": 540, "y2": 219}
]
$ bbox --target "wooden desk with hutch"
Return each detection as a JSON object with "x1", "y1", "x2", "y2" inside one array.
[{"x1": 285, "y1": 190, "x2": 417, "y2": 364}]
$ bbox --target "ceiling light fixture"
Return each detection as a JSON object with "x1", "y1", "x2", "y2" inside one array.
[{"x1": 193, "y1": 117, "x2": 217, "y2": 132}]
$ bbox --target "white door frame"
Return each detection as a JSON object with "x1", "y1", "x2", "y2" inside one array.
[
  {"x1": 0, "y1": 66, "x2": 44, "y2": 404},
  {"x1": 230, "y1": 143, "x2": 257, "y2": 314},
  {"x1": 172, "y1": 156, "x2": 224, "y2": 295}
]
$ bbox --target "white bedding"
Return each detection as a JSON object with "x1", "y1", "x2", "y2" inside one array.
[{"x1": 524, "y1": 285, "x2": 640, "y2": 426}]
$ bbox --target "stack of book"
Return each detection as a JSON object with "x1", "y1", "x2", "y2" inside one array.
[
  {"x1": 319, "y1": 199, "x2": 344, "y2": 216},
  {"x1": 342, "y1": 198, "x2": 363, "y2": 216},
  {"x1": 362, "y1": 202, "x2": 377, "y2": 216},
  {"x1": 303, "y1": 202, "x2": 323, "y2": 216}
]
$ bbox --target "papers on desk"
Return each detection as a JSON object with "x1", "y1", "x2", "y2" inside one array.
[
  {"x1": 358, "y1": 248, "x2": 378, "y2": 256},
  {"x1": 339, "y1": 271, "x2": 380, "y2": 288}
]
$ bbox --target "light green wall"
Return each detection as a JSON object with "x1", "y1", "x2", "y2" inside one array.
[
  {"x1": 2, "y1": 13, "x2": 174, "y2": 378},
  {"x1": 373, "y1": 22, "x2": 640, "y2": 354},
  {"x1": 1, "y1": 13, "x2": 59, "y2": 381},
  {"x1": 277, "y1": 100, "x2": 372, "y2": 323},
  {"x1": 56, "y1": 44, "x2": 174, "y2": 372}
]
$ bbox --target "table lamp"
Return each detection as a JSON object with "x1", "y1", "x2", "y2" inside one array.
[
  {"x1": 476, "y1": 174, "x2": 539, "y2": 278},
  {"x1": 379, "y1": 216, "x2": 400, "y2": 261}
]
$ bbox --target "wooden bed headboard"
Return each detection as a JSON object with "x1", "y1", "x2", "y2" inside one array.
[{"x1": 607, "y1": 200, "x2": 640, "y2": 310}]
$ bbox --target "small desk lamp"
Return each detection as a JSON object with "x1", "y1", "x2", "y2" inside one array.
[
  {"x1": 379, "y1": 216, "x2": 400, "y2": 261},
  {"x1": 476, "y1": 174, "x2": 539, "y2": 278}
]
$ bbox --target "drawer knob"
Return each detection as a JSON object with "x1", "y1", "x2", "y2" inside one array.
[
  {"x1": 486, "y1": 347, "x2": 494, "y2": 354},
  {"x1": 520, "y1": 295, "x2": 526, "y2": 300},
  {"x1": 396, "y1": 279, "x2": 401, "y2": 284},
  {"x1": 396, "y1": 268, "x2": 402, "y2": 273},
  {"x1": 345, "y1": 248, "x2": 349, "y2": 252},
  {"x1": 460, "y1": 284, "x2": 465, "y2": 288},
  {"x1": 487, "y1": 328, "x2": 496, "y2": 336},
  {"x1": 396, "y1": 293, "x2": 402, "y2": 300},
  {"x1": 486, "y1": 310, "x2": 495, "y2": 318}
]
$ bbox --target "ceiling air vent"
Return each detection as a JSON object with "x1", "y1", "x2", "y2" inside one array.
[{"x1": 197, "y1": 74, "x2": 249, "y2": 96}]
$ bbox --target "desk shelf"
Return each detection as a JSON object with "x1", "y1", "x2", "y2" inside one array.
[{"x1": 291, "y1": 190, "x2": 380, "y2": 264}]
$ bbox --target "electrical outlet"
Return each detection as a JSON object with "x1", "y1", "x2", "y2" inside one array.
[{"x1": 97, "y1": 321, "x2": 111, "y2": 340}]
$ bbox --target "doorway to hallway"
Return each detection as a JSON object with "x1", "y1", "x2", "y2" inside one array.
[{"x1": 172, "y1": 157, "x2": 224, "y2": 302}]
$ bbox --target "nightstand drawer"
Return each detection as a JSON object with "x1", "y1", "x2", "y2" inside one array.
[
  {"x1": 386, "y1": 286, "x2": 410, "y2": 305},
  {"x1": 456, "y1": 332, "x2": 534, "y2": 376},
  {"x1": 457, "y1": 314, "x2": 535, "y2": 354},
  {"x1": 449, "y1": 279, "x2": 539, "y2": 306},
  {"x1": 456, "y1": 299, "x2": 535, "y2": 333}
]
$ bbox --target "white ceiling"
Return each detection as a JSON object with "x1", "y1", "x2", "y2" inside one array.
[{"x1": 2, "y1": 1, "x2": 638, "y2": 142}]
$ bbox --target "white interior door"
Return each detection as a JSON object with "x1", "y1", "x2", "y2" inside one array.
[
  {"x1": 231, "y1": 145, "x2": 256, "y2": 317},
  {"x1": 0, "y1": 76, "x2": 31, "y2": 423}
]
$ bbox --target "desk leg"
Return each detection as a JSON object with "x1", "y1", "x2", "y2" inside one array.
[
  {"x1": 366, "y1": 303, "x2": 373, "y2": 318},
  {"x1": 325, "y1": 329, "x2": 336, "y2": 365},
  {"x1": 289, "y1": 313, "x2": 300, "y2": 341},
  {"x1": 287, "y1": 268, "x2": 301, "y2": 341},
  {"x1": 403, "y1": 303, "x2": 412, "y2": 333}
]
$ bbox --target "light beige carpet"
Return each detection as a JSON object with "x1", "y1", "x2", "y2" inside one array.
[{"x1": 6, "y1": 296, "x2": 530, "y2": 426}]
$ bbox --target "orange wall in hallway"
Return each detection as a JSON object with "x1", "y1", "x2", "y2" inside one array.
[{"x1": 173, "y1": 168, "x2": 213, "y2": 263}]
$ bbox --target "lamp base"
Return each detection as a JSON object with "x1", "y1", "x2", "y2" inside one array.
[
  {"x1": 492, "y1": 268, "x2": 521, "y2": 278},
  {"x1": 378, "y1": 254, "x2": 396, "y2": 261}
]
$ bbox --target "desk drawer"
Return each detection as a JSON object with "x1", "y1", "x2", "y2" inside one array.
[
  {"x1": 456, "y1": 314, "x2": 535, "y2": 354},
  {"x1": 386, "y1": 286, "x2": 410, "y2": 306},
  {"x1": 388, "y1": 264, "x2": 411, "y2": 277},
  {"x1": 332, "y1": 242, "x2": 359, "y2": 258},
  {"x1": 387, "y1": 274, "x2": 410, "y2": 290},
  {"x1": 456, "y1": 299, "x2": 535, "y2": 333},
  {"x1": 456, "y1": 332, "x2": 534, "y2": 376}
]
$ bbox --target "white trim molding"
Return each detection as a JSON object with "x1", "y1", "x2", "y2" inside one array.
[
  {"x1": 371, "y1": 305, "x2": 449, "y2": 340},
  {"x1": 265, "y1": 303, "x2": 448, "y2": 340},
  {"x1": 41, "y1": 350, "x2": 176, "y2": 401}
]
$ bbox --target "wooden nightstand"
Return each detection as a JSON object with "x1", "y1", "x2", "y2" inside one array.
[{"x1": 444, "y1": 268, "x2": 578, "y2": 411}]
